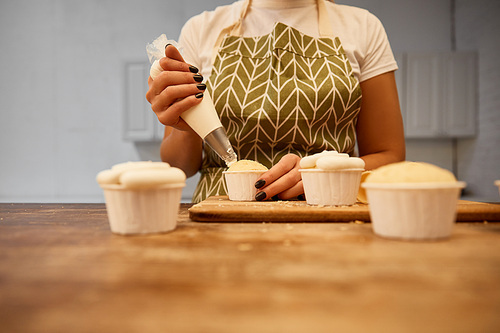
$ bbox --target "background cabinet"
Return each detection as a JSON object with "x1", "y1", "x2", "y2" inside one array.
[
  {"x1": 123, "y1": 62, "x2": 164, "y2": 141},
  {"x1": 395, "y1": 52, "x2": 477, "y2": 138}
]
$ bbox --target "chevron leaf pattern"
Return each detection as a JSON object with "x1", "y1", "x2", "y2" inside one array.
[{"x1": 192, "y1": 22, "x2": 361, "y2": 203}]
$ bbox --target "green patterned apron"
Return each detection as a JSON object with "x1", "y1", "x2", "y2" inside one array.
[{"x1": 192, "y1": 0, "x2": 362, "y2": 203}]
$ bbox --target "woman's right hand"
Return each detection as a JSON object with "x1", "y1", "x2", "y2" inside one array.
[{"x1": 146, "y1": 44, "x2": 206, "y2": 131}]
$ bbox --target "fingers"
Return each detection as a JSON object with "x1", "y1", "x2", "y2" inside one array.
[
  {"x1": 148, "y1": 71, "x2": 203, "y2": 97},
  {"x1": 276, "y1": 180, "x2": 304, "y2": 200},
  {"x1": 164, "y1": 44, "x2": 185, "y2": 63},
  {"x1": 145, "y1": 43, "x2": 205, "y2": 129},
  {"x1": 255, "y1": 178, "x2": 304, "y2": 201},
  {"x1": 146, "y1": 80, "x2": 205, "y2": 129},
  {"x1": 146, "y1": 43, "x2": 201, "y2": 101},
  {"x1": 254, "y1": 154, "x2": 304, "y2": 201},
  {"x1": 150, "y1": 80, "x2": 204, "y2": 111},
  {"x1": 155, "y1": 94, "x2": 203, "y2": 130},
  {"x1": 260, "y1": 154, "x2": 301, "y2": 187},
  {"x1": 159, "y1": 54, "x2": 199, "y2": 74},
  {"x1": 160, "y1": 44, "x2": 199, "y2": 74}
]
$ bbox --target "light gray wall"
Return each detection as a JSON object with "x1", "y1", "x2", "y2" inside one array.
[
  {"x1": 454, "y1": 0, "x2": 500, "y2": 201},
  {"x1": 0, "y1": 0, "x2": 499, "y2": 203}
]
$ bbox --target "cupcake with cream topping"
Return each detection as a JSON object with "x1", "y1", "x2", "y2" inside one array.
[
  {"x1": 299, "y1": 151, "x2": 365, "y2": 206},
  {"x1": 223, "y1": 159, "x2": 268, "y2": 201},
  {"x1": 362, "y1": 161, "x2": 466, "y2": 240},
  {"x1": 96, "y1": 161, "x2": 186, "y2": 235}
]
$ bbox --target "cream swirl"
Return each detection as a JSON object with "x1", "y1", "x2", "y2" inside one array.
[
  {"x1": 300, "y1": 151, "x2": 365, "y2": 170},
  {"x1": 96, "y1": 161, "x2": 186, "y2": 188}
]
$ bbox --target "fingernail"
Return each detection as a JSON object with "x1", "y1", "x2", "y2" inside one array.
[
  {"x1": 255, "y1": 192, "x2": 266, "y2": 201},
  {"x1": 197, "y1": 83, "x2": 206, "y2": 91},
  {"x1": 255, "y1": 179, "x2": 266, "y2": 189},
  {"x1": 164, "y1": 43, "x2": 172, "y2": 50},
  {"x1": 195, "y1": 92, "x2": 204, "y2": 99},
  {"x1": 193, "y1": 74, "x2": 203, "y2": 82},
  {"x1": 271, "y1": 195, "x2": 280, "y2": 201},
  {"x1": 189, "y1": 65, "x2": 199, "y2": 73},
  {"x1": 297, "y1": 194, "x2": 305, "y2": 201}
]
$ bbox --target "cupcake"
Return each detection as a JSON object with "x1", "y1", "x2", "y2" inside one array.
[
  {"x1": 356, "y1": 171, "x2": 373, "y2": 204},
  {"x1": 362, "y1": 161, "x2": 466, "y2": 240},
  {"x1": 495, "y1": 180, "x2": 500, "y2": 196},
  {"x1": 223, "y1": 159, "x2": 268, "y2": 201},
  {"x1": 299, "y1": 151, "x2": 365, "y2": 206},
  {"x1": 96, "y1": 161, "x2": 186, "y2": 235}
]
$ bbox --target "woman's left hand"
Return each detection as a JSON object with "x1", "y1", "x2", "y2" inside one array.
[{"x1": 254, "y1": 154, "x2": 304, "y2": 201}]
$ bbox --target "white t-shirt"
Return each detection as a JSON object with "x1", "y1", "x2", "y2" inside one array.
[{"x1": 179, "y1": 0, "x2": 398, "y2": 82}]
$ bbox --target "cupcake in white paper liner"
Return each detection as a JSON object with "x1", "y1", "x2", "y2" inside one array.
[
  {"x1": 100, "y1": 183, "x2": 184, "y2": 235},
  {"x1": 356, "y1": 171, "x2": 372, "y2": 204},
  {"x1": 223, "y1": 160, "x2": 268, "y2": 201},
  {"x1": 96, "y1": 161, "x2": 186, "y2": 235},
  {"x1": 362, "y1": 161, "x2": 466, "y2": 240},
  {"x1": 299, "y1": 151, "x2": 365, "y2": 206}
]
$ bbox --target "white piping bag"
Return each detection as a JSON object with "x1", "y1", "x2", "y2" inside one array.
[{"x1": 146, "y1": 34, "x2": 237, "y2": 167}]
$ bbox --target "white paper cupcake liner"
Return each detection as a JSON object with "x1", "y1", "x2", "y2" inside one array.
[
  {"x1": 299, "y1": 169, "x2": 363, "y2": 206},
  {"x1": 362, "y1": 182, "x2": 466, "y2": 240},
  {"x1": 223, "y1": 171, "x2": 266, "y2": 201},
  {"x1": 101, "y1": 183, "x2": 184, "y2": 235}
]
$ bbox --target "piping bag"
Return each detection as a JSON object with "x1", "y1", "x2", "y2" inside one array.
[{"x1": 146, "y1": 34, "x2": 237, "y2": 167}]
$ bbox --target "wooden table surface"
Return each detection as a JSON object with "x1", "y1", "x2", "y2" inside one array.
[{"x1": 1, "y1": 203, "x2": 499, "y2": 333}]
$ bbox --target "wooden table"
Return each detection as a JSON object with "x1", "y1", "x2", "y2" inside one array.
[{"x1": 1, "y1": 203, "x2": 499, "y2": 333}]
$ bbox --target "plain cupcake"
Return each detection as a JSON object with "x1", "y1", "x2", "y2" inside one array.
[{"x1": 362, "y1": 161, "x2": 466, "y2": 240}]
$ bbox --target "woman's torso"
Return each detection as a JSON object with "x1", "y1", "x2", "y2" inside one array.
[{"x1": 179, "y1": 0, "x2": 397, "y2": 202}]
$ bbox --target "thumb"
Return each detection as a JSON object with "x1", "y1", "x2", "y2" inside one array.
[{"x1": 165, "y1": 44, "x2": 185, "y2": 63}]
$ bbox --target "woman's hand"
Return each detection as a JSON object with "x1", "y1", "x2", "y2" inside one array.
[
  {"x1": 254, "y1": 154, "x2": 304, "y2": 201},
  {"x1": 146, "y1": 44, "x2": 206, "y2": 131},
  {"x1": 146, "y1": 45, "x2": 205, "y2": 177}
]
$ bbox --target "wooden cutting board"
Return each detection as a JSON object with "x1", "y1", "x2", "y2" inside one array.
[{"x1": 188, "y1": 196, "x2": 500, "y2": 223}]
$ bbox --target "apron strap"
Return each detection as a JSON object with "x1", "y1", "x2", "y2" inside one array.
[
  {"x1": 230, "y1": 0, "x2": 251, "y2": 36},
  {"x1": 318, "y1": 0, "x2": 335, "y2": 38},
  {"x1": 211, "y1": 0, "x2": 334, "y2": 63},
  {"x1": 211, "y1": 0, "x2": 251, "y2": 64}
]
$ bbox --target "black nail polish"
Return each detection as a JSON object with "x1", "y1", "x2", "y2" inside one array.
[
  {"x1": 197, "y1": 83, "x2": 206, "y2": 91},
  {"x1": 193, "y1": 74, "x2": 203, "y2": 82},
  {"x1": 195, "y1": 92, "x2": 204, "y2": 99},
  {"x1": 189, "y1": 65, "x2": 199, "y2": 73},
  {"x1": 164, "y1": 43, "x2": 172, "y2": 50},
  {"x1": 271, "y1": 195, "x2": 280, "y2": 201},
  {"x1": 255, "y1": 192, "x2": 266, "y2": 201},
  {"x1": 255, "y1": 179, "x2": 266, "y2": 189},
  {"x1": 297, "y1": 194, "x2": 305, "y2": 201}
]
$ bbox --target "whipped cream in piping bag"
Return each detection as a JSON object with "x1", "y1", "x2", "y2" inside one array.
[{"x1": 146, "y1": 34, "x2": 237, "y2": 167}]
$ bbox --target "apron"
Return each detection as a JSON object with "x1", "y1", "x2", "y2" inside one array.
[{"x1": 192, "y1": 0, "x2": 362, "y2": 203}]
